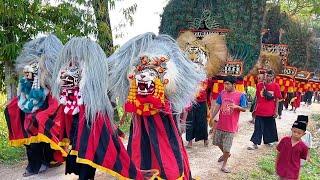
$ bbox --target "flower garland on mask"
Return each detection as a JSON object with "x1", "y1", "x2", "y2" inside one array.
[
  {"x1": 124, "y1": 55, "x2": 172, "y2": 115},
  {"x1": 125, "y1": 77, "x2": 169, "y2": 116}
]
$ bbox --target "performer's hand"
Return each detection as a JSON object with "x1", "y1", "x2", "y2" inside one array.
[
  {"x1": 209, "y1": 119, "x2": 218, "y2": 129},
  {"x1": 273, "y1": 112, "x2": 278, "y2": 118},
  {"x1": 209, "y1": 118, "x2": 215, "y2": 128},
  {"x1": 179, "y1": 123, "x2": 186, "y2": 134},
  {"x1": 230, "y1": 103, "x2": 239, "y2": 109}
]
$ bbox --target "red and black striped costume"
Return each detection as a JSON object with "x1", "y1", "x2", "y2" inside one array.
[
  {"x1": 62, "y1": 105, "x2": 151, "y2": 179},
  {"x1": 127, "y1": 111, "x2": 192, "y2": 180},
  {"x1": 5, "y1": 94, "x2": 65, "y2": 169},
  {"x1": 5, "y1": 94, "x2": 66, "y2": 156}
]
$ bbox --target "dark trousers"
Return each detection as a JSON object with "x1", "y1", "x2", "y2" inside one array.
[
  {"x1": 250, "y1": 116, "x2": 278, "y2": 145},
  {"x1": 284, "y1": 92, "x2": 294, "y2": 109},
  {"x1": 186, "y1": 101, "x2": 208, "y2": 142},
  {"x1": 65, "y1": 155, "x2": 96, "y2": 180},
  {"x1": 25, "y1": 142, "x2": 53, "y2": 173},
  {"x1": 278, "y1": 101, "x2": 284, "y2": 116}
]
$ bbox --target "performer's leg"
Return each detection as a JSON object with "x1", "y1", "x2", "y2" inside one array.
[
  {"x1": 78, "y1": 164, "x2": 96, "y2": 180},
  {"x1": 249, "y1": 116, "x2": 263, "y2": 147},
  {"x1": 24, "y1": 143, "x2": 43, "y2": 176},
  {"x1": 41, "y1": 143, "x2": 54, "y2": 166},
  {"x1": 263, "y1": 117, "x2": 278, "y2": 144},
  {"x1": 65, "y1": 154, "x2": 80, "y2": 175},
  {"x1": 185, "y1": 106, "x2": 195, "y2": 148}
]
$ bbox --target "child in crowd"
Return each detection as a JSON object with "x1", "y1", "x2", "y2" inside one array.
[
  {"x1": 276, "y1": 115, "x2": 310, "y2": 180},
  {"x1": 290, "y1": 91, "x2": 301, "y2": 113},
  {"x1": 210, "y1": 76, "x2": 247, "y2": 173}
]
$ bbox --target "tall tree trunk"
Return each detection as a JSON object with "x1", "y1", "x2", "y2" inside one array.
[
  {"x1": 4, "y1": 61, "x2": 17, "y2": 101},
  {"x1": 92, "y1": 0, "x2": 120, "y2": 121},
  {"x1": 304, "y1": 39, "x2": 311, "y2": 70},
  {"x1": 92, "y1": 0, "x2": 114, "y2": 56}
]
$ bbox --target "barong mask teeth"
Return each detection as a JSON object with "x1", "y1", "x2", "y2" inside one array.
[
  {"x1": 130, "y1": 55, "x2": 169, "y2": 96},
  {"x1": 59, "y1": 60, "x2": 81, "y2": 89}
]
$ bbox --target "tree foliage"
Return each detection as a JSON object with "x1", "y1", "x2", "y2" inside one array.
[
  {"x1": 0, "y1": 0, "x2": 96, "y2": 98},
  {"x1": 1, "y1": 0, "x2": 138, "y2": 99},
  {"x1": 264, "y1": 3, "x2": 320, "y2": 72},
  {"x1": 276, "y1": 0, "x2": 320, "y2": 17}
]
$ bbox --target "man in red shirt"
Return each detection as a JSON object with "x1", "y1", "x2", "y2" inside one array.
[
  {"x1": 248, "y1": 70, "x2": 282, "y2": 150},
  {"x1": 210, "y1": 76, "x2": 247, "y2": 173},
  {"x1": 276, "y1": 115, "x2": 309, "y2": 180}
]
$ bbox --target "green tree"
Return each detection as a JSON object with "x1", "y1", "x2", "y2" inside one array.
[
  {"x1": 276, "y1": 0, "x2": 320, "y2": 17},
  {"x1": 264, "y1": 2, "x2": 320, "y2": 72},
  {"x1": 0, "y1": 0, "x2": 95, "y2": 99},
  {"x1": 1, "y1": 0, "x2": 42, "y2": 99},
  {"x1": 91, "y1": 0, "x2": 137, "y2": 56}
]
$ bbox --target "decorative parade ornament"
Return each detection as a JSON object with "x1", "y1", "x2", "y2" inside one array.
[
  {"x1": 52, "y1": 37, "x2": 113, "y2": 122},
  {"x1": 15, "y1": 35, "x2": 63, "y2": 113},
  {"x1": 108, "y1": 32, "x2": 205, "y2": 114},
  {"x1": 250, "y1": 51, "x2": 282, "y2": 76},
  {"x1": 189, "y1": 9, "x2": 219, "y2": 30},
  {"x1": 177, "y1": 30, "x2": 228, "y2": 77},
  {"x1": 126, "y1": 55, "x2": 169, "y2": 115},
  {"x1": 261, "y1": 43, "x2": 288, "y2": 65},
  {"x1": 218, "y1": 60, "x2": 243, "y2": 77},
  {"x1": 295, "y1": 70, "x2": 311, "y2": 80}
]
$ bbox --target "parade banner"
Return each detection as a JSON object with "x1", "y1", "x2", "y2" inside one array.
[
  {"x1": 275, "y1": 76, "x2": 295, "y2": 93},
  {"x1": 218, "y1": 60, "x2": 243, "y2": 77},
  {"x1": 276, "y1": 66, "x2": 297, "y2": 93},
  {"x1": 210, "y1": 61, "x2": 245, "y2": 100},
  {"x1": 244, "y1": 75, "x2": 256, "y2": 87},
  {"x1": 309, "y1": 74, "x2": 320, "y2": 91},
  {"x1": 294, "y1": 71, "x2": 311, "y2": 92}
]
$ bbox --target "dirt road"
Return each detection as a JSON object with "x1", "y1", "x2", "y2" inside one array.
[{"x1": 1, "y1": 103, "x2": 319, "y2": 180}]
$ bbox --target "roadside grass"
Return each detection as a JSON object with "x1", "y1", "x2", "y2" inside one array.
[{"x1": 0, "y1": 94, "x2": 25, "y2": 164}]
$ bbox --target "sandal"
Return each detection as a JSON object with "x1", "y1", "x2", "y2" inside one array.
[
  {"x1": 23, "y1": 170, "x2": 36, "y2": 177},
  {"x1": 221, "y1": 167, "x2": 231, "y2": 173},
  {"x1": 247, "y1": 144, "x2": 258, "y2": 150},
  {"x1": 38, "y1": 164, "x2": 48, "y2": 173},
  {"x1": 186, "y1": 141, "x2": 192, "y2": 149},
  {"x1": 204, "y1": 140, "x2": 209, "y2": 147}
]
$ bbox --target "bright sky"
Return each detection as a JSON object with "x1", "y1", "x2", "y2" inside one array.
[{"x1": 109, "y1": 0, "x2": 168, "y2": 46}]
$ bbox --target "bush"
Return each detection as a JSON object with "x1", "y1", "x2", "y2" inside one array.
[{"x1": 0, "y1": 94, "x2": 25, "y2": 164}]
